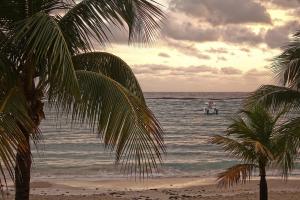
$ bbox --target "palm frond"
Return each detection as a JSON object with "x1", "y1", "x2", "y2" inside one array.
[
  {"x1": 0, "y1": 113, "x2": 28, "y2": 189},
  {"x1": 10, "y1": 12, "x2": 80, "y2": 100},
  {"x1": 58, "y1": 70, "x2": 164, "y2": 177},
  {"x1": 226, "y1": 117, "x2": 255, "y2": 139},
  {"x1": 0, "y1": 56, "x2": 17, "y2": 91},
  {"x1": 210, "y1": 135, "x2": 257, "y2": 163},
  {"x1": 245, "y1": 85, "x2": 300, "y2": 110},
  {"x1": 240, "y1": 106, "x2": 275, "y2": 141},
  {"x1": 0, "y1": 88, "x2": 34, "y2": 189},
  {"x1": 59, "y1": 0, "x2": 164, "y2": 52},
  {"x1": 0, "y1": 87, "x2": 38, "y2": 138},
  {"x1": 274, "y1": 117, "x2": 300, "y2": 177},
  {"x1": 252, "y1": 141, "x2": 274, "y2": 160},
  {"x1": 115, "y1": 0, "x2": 164, "y2": 43},
  {"x1": 0, "y1": 0, "x2": 27, "y2": 26},
  {"x1": 32, "y1": 0, "x2": 72, "y2": 14},
  {"x1": 0, "y1": 30, "x2": 6, "y2": 43},
  {"x1": 0, "y1": 0, "x2": 70, "y2": 25},
  {"x1": 0, "y1": 55, "x2": 35, "y2": 137},
  {"x1": 217, "y1": 164, "x2": 257, "y2": 188},
  {"x1": 73, "y1": 52, "x2": 145, "y2": 102},
  {"x1": 272, "y1": 32, "x2": 300, "y2": 89},
  {"x1": 0, "y1": 29, "x2": 24, "y2": 69},
  {"x1": 229, "y1": 106, "x2": 277, "y2": 161}
]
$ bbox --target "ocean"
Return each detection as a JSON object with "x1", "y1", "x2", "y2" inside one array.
[{"x1": 31, "y1": 92, "x2": 300, "y2": 180}]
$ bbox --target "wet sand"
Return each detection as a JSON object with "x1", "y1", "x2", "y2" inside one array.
[{"x1": 2, "y1": 177, "x2": 300, "y2": 199}]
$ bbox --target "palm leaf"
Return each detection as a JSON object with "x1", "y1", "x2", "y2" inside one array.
[
  {"x1": 59, "y1": 70, "x2": 164, "y2": 176},
  {"x1": 0, "y1": 87, "x2": 39, "y2": 139},
  {"x1": 59, "y1": 0, "x2": 164, "y2": 52},
  {"x1": 245, "y1": 85, "x2": 300, "y2": 109},
  {"x1": 226, "y1": 115, "x2": 272, "y2": 157},
  {"x1": 240, "y1": 107, "x2": 275, "y2": 142},
  {"x1": 30, "y1": 0, "x2": 72, "y2": 14},
  {"x1": 0, "y1": 0, "x2": 27, "y2": 26},
  {"x1": 274, "y1": 117, "x2": 300, "y2": 177},
  {"x1": 272, "y1": 31, "x2": 300, "y2": 88},
  {"x1": 0, "y1": 56, "x2": 35, "y2": 138},
  {"x1": 252, "y1": 141, "x2": 274, "y2": 160},
  {"x1": 115, "y1": 0, "x2": 164, "y2": 43},
  {"x1": 217, "y1": 164, "x2": 257, "y2": 188},
  {"x1": 226, "y1": 117, "x2": 256, "y2": 139},
  {"x1": 0, "y1": 88, "x2": 34, "y2": 189},
  {"x1": 0, "y1": 113, "x2": 28, "y2": 189},
  {"x1": 0, "y1": 29, "x2": 24, "y2": 69},
  {"x1": 0, "y1": 30, "x2": 5, "y2": 43},
  {"x1": 0, "y1": 0, "x2": 70, "y2": 26},
  {"x1": 0, "y1": 56, "x2": 17, "y2": 91},
  {"x1": 10, "y1": 12, "x2": 80, "y2": 100},
  {"x1": 72, "y1": 52, "x2": 145, "y2": 102},
  {"x1": 210, "y1": 135, "x2": 257, "y2": 163}
]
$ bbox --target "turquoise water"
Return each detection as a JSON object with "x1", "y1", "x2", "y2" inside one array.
[{"x1": 31, "y1": 92, "x2": 300, "y2": 179}]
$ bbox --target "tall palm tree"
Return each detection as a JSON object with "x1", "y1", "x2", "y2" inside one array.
[
  {"x1": 211, "y1": 106, "x2": 300, "y2": 200},
  {"x1": 0, "y1": 1, "x2": 165, "y2": 200}
]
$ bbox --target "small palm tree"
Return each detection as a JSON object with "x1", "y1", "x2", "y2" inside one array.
[
  {"x1": 211, "y1": 106, "x2": 300, "y2": 200},
  {"x1": 0, "y1": 1, "x2": 165, "y2": 200}
]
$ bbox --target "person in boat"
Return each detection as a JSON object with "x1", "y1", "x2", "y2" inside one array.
[
  {"x1": 208, "y1": 101, "x2": 214, "y2": 109},
  {"x1": 205, "y1": 101, "x2": 218, "y2": 115}
]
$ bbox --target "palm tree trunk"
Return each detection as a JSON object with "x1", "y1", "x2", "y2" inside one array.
[
  {"x1": 15, "y1": 133, "x2": 31, "y2": 200},
  {"x1": 15, "y1": 59, "x2": 35, "y2": 200},
  {"x1": 259, "y1": 167, "x2": 268, "y2": 200}
]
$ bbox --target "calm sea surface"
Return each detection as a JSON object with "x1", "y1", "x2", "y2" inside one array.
[{"x1": 32, "y1": 92, "x2": 300, "y2": 179}]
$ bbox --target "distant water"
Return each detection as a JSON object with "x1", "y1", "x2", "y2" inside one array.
[{"x1": 32, "y1": 92, "x2": 300, "y2": 179}]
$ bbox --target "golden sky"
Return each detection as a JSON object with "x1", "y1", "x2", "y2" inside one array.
[{"x1": 100, "y1": 0, "x2": 300, "y2": 92}]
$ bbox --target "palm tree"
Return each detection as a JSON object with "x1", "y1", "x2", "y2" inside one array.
[
  {"x1": 0, "y1": 1, "x2": 165, "y2": 200},
  {"x1": 211, "y1": 106, "x2": 300, "y2": 200},
  {"x1": 246, "y1": 31, "x2": 300, "y2": 109}
]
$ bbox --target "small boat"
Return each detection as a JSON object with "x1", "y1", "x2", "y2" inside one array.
[{"x1": 204, "y1": 101, "x2": 218, "y2": 115}]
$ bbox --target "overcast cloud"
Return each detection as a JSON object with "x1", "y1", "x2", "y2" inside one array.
[
  {"x1": 170, "y1": 0, "x2": 272, "y2": 25},
  {"x1": 104, "y1": 0, "x2": 299, "y2": 91}
]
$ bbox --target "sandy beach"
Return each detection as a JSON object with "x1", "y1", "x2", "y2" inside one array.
[{"x1": 2, "y1": 177, "x2": 300, "y2": 200}]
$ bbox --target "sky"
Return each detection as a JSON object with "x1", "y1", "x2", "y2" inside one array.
[{"x1": 100, "y1": 0, "x2": 300, "y2": 92}]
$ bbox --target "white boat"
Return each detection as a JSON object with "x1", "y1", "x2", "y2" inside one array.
[{"x1": 204, "y1": 101, "x2": 218, "y2": 115}]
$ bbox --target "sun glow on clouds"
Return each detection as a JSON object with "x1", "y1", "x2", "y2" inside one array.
[{"x1": 99, "y1": 0, "x2": 299, "y2": 92}]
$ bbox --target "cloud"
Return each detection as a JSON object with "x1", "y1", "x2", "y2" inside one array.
[
  {"x1": 92, "y1": 0, "x2": 296, "y2": 51},
  {"x1": 264, "y1": 21, "x2": 300, "y2": 48},
  {"x1": 218, "y1": 56, "x2": 227, "y2": 61},
  {"x1": 133, "y1": 64, "x2": 172, "y2": 75},
  {"x1": 240, "y1": 47, "x2": 251, "y2": 52},
  {"x1": 267, "y1": 0, "x2": 300, "y2": 8},
  {"x1": 207, "y1": 48, "x2": 229, "y2": 54},
  {"x1": 158, "y1": 52, "x2": 171, "y2": 58},
  {"x1": 179, "y1": 66, "x2": 219, "y2": 74},
  {"x1": 245, "y1": 68, "x2": 271, "y2": 77},
  {"x1": 170, "y1": 0, "x2": 272, "y2": 25},
  {"x1": 165, "y1": 39, "x2": 211, "y2": 59},
  {"x1": 133, "y1": 64, "x2": 218, "y2": 75},
  {"x1": 163, "y1": 21, "x2": 219, "y2": 42},
  {"x1": 163, "y1": 17, "x2": 298, "y2": 49},
  {"x1": 222, "y1": 26, "x2": 264, "y2": 45},
  {"x1": 133, "y1": 64, "x2": 248, "y2": 77},
  {"x1": 163, "y1": 21, "x2": 264, "y2": 46},
  {"x1": 135, "y1": 66, "x2": 273, "y2": 92},
  {"x1": 221, "y1": 67, "x2": 243, "y2": 75}
]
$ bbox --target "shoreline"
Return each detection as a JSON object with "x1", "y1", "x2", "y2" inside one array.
[
  {"x1": 4, "y1": 176, "x2": 300, "y2": 199},
  {"x1": 28, "y1": 175, "x2": 300, "y2": 192}
]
